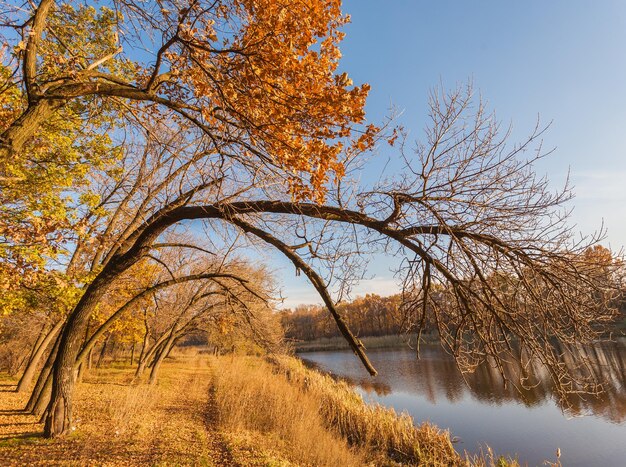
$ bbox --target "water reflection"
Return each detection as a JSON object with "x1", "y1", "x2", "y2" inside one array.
[
  {"x1": 302, "y1": 341, "x2": 626, "y2": 466},
  {"x1": 301, "y1": 340, "x2": 626, "y2": 424},
  {"x1": 303, "y1": 359, "x2": 393, "y2": 396}
]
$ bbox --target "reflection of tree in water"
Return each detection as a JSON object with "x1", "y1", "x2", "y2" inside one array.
[
  {"x1": 556, "y1": 341, "x2": 626, "y2": 423},
  {"x1": 301, "y1": 341, "x2": 626, "y2": 423},
  {"x1": 356, "y1": 378, "x2": 392, "y2": 396},
  {"x1": 400, "y1": 342, "x2": 626, "y2": 423}
]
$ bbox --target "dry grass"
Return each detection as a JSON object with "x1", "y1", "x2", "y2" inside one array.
[
  {"x1": 465, "y1": 446, "x2": 522, "y2": 467},
  {"x1": 1, "y1": 351, "x2": 519, "y2": 466},
  {"x1": 211, "y1": 355, "x2": 367, "y2": 466},
  {"x1": 266, "y1": 354, "x2": 462, "y2": 466}
]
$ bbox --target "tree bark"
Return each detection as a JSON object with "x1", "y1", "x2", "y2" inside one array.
[
  {"x1": 26, "y1": 324, "x2": 48, "y2": 365},
  {"x1": 96, "y1": 334, "x2": 112, "y2": 368},
  {"x1": 44, "y1": 269, "x2": 124, "y2": 437},
  {"x1": 76, "y1": 362, "x2": 84, "y2": 383},
  {"x1": 134, "y1": 333, "x2": 150, "y2": 379},
  {"x1": 130, "y1": 342, "x2": 136, "y2": 366},
  {"x1": 43, "y1": 219, "x2": 170, "y2": 437},
  {"x1": 135, "y1": 331, "x2": 170, "y2": 379},
  {"x1": 32, "y1": 372, "x2": 53, "y2": 418},
  {"x1": 17, "y1": 320, "x2": 62, "y2": 392},
  {"x1": 148, "y1": 330, "x2": 177, "y2": 385},
  {"x1": 0, "y1": 100, "x2": 62, "y2": 160},
  {"x1": 75, "y1": 319, "x2": 92, "y2": 383},
  {"x1": 25, "y1": 331, "x2": 61, "y2": 413}
]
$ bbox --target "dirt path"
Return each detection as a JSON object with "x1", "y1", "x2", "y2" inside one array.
[{"x1": 0, "y1": 357, "x2": 239, "y2": 466}]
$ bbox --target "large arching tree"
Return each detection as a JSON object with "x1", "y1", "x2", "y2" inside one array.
[{"x1": 1, "y1": 0, "x2": 622, "y2": 438}]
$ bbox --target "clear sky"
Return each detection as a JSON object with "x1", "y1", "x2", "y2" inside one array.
[{"x1": 273, "y1": 1, "x2": 626, "y2": 308}]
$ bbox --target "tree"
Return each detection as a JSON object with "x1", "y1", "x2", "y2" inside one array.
[
  {"x1": 1, "y1": 1, "x2": 622, "y2": 438},
  {"x1": 45, "y1": 87, "x2": 623, "y2": 435},
  {"x1": 0, "y1": 0, "x2": 377, "y2": 436}
]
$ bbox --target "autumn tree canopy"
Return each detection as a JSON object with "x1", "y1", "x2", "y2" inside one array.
[{"x1": 1, "y1": 0, "x2": 377, "y2": 293}]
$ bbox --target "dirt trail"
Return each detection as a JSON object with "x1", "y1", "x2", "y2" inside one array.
[{"x1": 0, "y1": 358, "x2": 239, "y2": 466}]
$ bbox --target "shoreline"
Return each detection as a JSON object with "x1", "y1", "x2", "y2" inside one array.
[
  {"x1": 294, "y1": 333, "x2": 626, "y2": 353},
  {"x1": 293, "y1": 332, "x2": 438, "y2": 353}
]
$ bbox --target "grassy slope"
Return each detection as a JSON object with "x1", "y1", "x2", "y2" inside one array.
[{"x1": 0, "y1": 353, "x2": 518, "y2": 466}]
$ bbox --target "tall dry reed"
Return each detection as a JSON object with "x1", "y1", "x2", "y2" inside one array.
[
  {"x1": 211, "y1": 356, "x2": 366, "y2": 466},
  {"x1": 268, "y1": 355, "x2": 462, "y2": 466}
]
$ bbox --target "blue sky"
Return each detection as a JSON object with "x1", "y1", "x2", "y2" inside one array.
[{"x1": 272, "y1": 1, "x2": 626, "y2": 307}]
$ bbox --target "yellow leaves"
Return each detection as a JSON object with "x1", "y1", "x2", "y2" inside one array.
[
  {"x1": 79, "y1": 192, "x2": 101, "y2": 210},
  {"x1": 0, "y1": 42, "x2": 123, "y2": 278},
  {"x1": 0, "y1": 263, "x2": 82, "y2": 317}
]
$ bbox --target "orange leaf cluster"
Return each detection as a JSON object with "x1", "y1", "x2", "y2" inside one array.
[{"x1": 169, "y1": 0, "x2": 377, "y2": 202}]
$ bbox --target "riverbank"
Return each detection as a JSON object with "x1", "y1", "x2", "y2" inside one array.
[
  {"x1": 294, "y1": 333, "x2": 438, "y2": 352},
  {"x1": 295, "y1": 333, "x2": 626, "y2": 353},
  {"x1": 0, "y1": 352, "x2": 517, "y2": 466}
]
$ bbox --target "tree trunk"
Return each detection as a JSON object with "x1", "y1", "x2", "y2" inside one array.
[
  {"x1": 149, "y1": 331, "x2": 177, "y2": 385},
  {"x1": 43, "y1": 196, "x2": 188, "y2": 437},
  {"x1": 32, "y1": 372, "x2": 53, "y2": 418},
  {"x1": 134, "y1": 332, "x2": 170, "y2": 380},
  {"x1": 148, "y1": 347, "x2": 165, "y2": 385},
  {"x1": 108, "y1": 339, "x2": 117, "y2": 363},
  {"x1": 137, "y1": 323, "x2": 149, "y2": 367},
  {"x1": 17, "y1": 320, "x2": 64, "y2": 392},
  {"x1": 134, "y1": 358, "x2": 148, "y2": 380},
  {"x1": 0, "y1": 99, "x2": 62, "y2": 160},
  {"x1": 96, "y1": 334, "x2": 111, "y2": 368},
  {"x1": 130, "y1": 342, "x2": 136, "y2": 366},
  {"x1": 164, "y1": 342, "x2": 175, "y2": 359},
  {"x1": 44, "y1": 270, "x2": 123, "y2": 437},
  {"x1": 148, "y1": 337, "x2": 170, "y2": 369},
  {"x1": 76, "y1": 318, "x2": 92, "y2": 383},
  {"x1": 26, "y1": 323, "x2": 48, "y2": 363},
  {"x1": 17, "y1": 323, "x2": 48, "y2": 389},
  {"x1": 76, "y1": 362, "x2": 84, "y2": 383},
  {"x1": 25, "y1": 332, "x2": 61, "y2": 413}
]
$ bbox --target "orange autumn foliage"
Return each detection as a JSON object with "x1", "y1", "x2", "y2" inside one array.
[{"x1": 156, "y1": 0, "x2": 376, "y2": 201}]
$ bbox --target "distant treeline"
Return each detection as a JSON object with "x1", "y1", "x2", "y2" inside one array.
[
  {"x1": 280, "y1": 294, "x2": 407, "y2": 342},
  {"x1": 281, "y1": 285, "x2": 626, "y2": 343}
]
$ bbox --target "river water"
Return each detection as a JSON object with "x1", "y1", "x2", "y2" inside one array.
[{"x1": 300, "y1": 342, "x2": 626, "y2": 466}]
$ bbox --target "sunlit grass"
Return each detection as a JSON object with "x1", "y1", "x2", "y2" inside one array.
[
  {"x1": 211, "y1": 355, "x2": 366, "y2": 466},
  {"x1": 1, "y1": 352, "x2": 527, "y2": 466},
  {"x1": 266, "y1": 354, "x2": 461, "y2": 466}
]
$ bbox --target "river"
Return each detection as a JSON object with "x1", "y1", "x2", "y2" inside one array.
[{"x1": 300, "y1": 341, "x2": 626, "y2": 466}]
